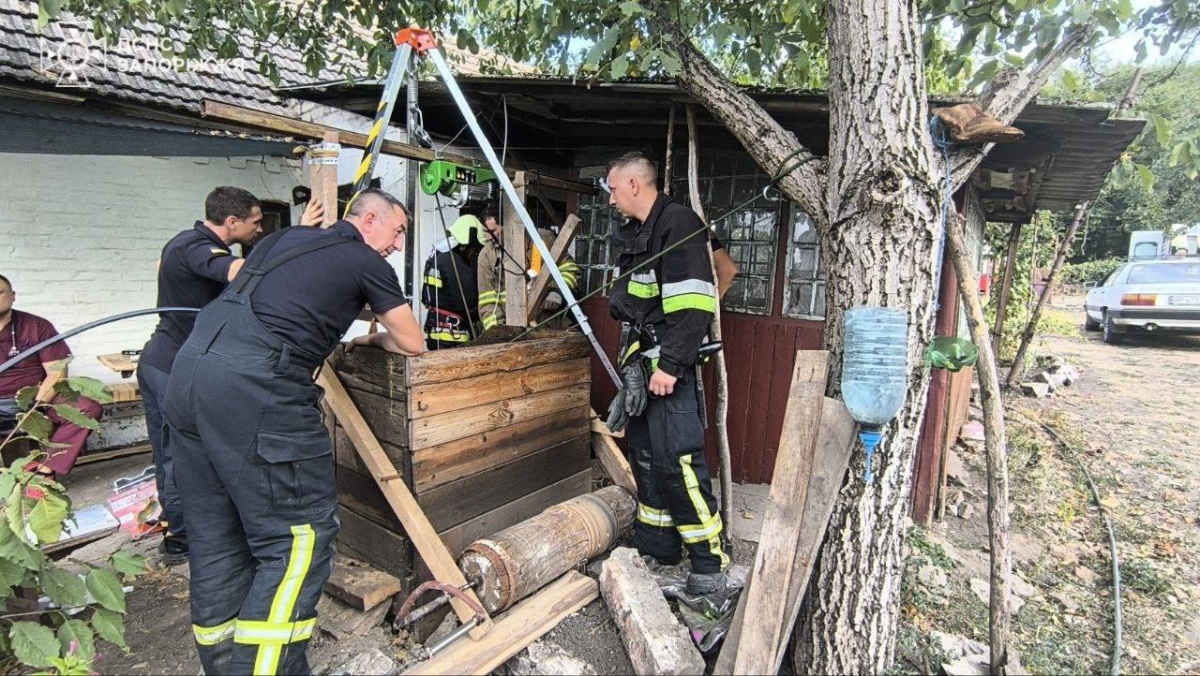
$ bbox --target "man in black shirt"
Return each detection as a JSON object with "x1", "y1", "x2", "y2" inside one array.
[
  {"x1": 141, "y1": 187, "x2": 322, "y2": 566},
  {"x1": 163, "y1": 187, "x2": 423, "y2": 676}
]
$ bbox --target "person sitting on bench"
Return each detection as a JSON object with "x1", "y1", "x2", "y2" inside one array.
[{"x1": 0, "y1": 274, "x2": 102, "y2": 477}]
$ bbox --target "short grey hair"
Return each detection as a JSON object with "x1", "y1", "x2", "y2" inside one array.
[
  {"x1": 346, "y1": 187, "x2": 410, "y2": 220},
  {"x1": 606, "y1": 151, "x2": 658, "y2": 185}
]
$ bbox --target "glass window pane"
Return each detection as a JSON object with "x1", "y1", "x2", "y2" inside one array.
[{"x1": 813, "y1": 281, "x2": 826, "y2": 317}]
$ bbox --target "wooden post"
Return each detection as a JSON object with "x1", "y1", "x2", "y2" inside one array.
[
  {"x1": 316, "y1": 365, "x2": 493, "y2": 639},
  {"x1": 725, "y1": 351, "x2": 829, "y2": 675},
  {"x1": 503, "y1": 172, "x2": 529, "y2": 326},
  {"x1": 526, "y1": 215, "x2": 581, "y2": 324},
  {"x1": 310, "y1": 131, "x2": 340, "y2": 226},
  {"x1": 991, "y1": 222, "x2": 1022, "y2": 354},
  {"x1": 663, "y1": 104, "x2": 676, "y2": 195},
  {"x1": 589, "y1": 408, "x2": 638, "y2": 496},
  {"x1": 945, "y1": 214, "x2": 1012, "y2": 674},
  {"x1": 685, "y1": 104, "x2": 734, "y2": 537}
]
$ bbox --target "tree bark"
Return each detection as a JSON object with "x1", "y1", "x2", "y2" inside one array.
[
  {"x1": 792, "y1": 1, "x2": 945, "y2": 672},
  {"x1": 663, "y1": 103, "x2": 676, "y2": 195},
  {"x1": 945, "y1": 212, "x2": 1013, "y2": 673},
  {"x1": 685, "y1": 104, "x2": 735, "y2": 548},
  {"x1": 1005, "y1": 202, "x2": 1088, "y2": 387}
]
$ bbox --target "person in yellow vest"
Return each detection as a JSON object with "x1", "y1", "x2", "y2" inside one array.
[
  {"x1": 476, "y1": 208, "x2": 580, "y2": 331},
  {"x1": 422, "y1": 214, "x2": 484, "y2": 349}
]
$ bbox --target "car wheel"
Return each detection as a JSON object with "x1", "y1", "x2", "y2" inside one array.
[
  {"x1": 1103, "y1": 312, "x2": 1123, "y2": 345},
  {"x1": 1084, "y1": 311, "x2": 1100, "y2": 331}
]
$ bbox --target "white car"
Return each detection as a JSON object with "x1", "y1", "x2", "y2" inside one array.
[{"x1": 1084, "y1": 258, "x2": 1200, "y2": 344}]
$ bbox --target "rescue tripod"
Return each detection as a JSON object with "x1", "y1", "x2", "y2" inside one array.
[{"x1": 348, "y1": 27, "x2": 620, "y2": 387}]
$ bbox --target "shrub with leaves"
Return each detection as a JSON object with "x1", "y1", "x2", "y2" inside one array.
[
  {"x1": 0, "y1": 369, "x2": 146, "y2": 673},
  {"x1": 1058, "y1": 258, "x2": 1124, "y2": 288}
]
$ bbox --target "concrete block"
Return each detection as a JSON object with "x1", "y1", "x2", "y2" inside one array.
[
  {"x1": 1021, "y1": 382, "x2": 1051, "y2": 398},
  {"x1": 599, "y1": 548, "x2": 704, "y2": 676}
]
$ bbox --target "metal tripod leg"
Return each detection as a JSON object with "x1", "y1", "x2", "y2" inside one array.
[
  {"x1": 348, "y1": 42, "x2": 414, "y2": 203},
  {"x1": 425, "y1": 47, "x2": 621, "y2": 387}
]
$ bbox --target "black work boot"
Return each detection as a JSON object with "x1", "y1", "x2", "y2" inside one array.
[
  {"x1": 158, "y1": 535, "x2": 189, "y2": 567},
  {"x1": 686, "y1": 571, "x2": 728, "y2": 596}
]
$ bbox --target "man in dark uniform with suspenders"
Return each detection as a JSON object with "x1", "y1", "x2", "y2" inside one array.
[{"x1": 163, "y1": 188, "x2": 425, "y2": 675}]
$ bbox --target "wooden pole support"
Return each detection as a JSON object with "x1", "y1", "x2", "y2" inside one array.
[
  {"x1": 589, "y1": 408, "x2": 637, "y2": 496},
  {"x1": 309, "y1": 131, "x2": 340, "y2": 227},
  {"x1": 503, "y1": 172, "x2": 529, "y2": 326},
  {"x1": 316, "y1": 364, "x2": 493, "y2": 639},
  {"x1": 525, "y1": 214, "x2": 582, "y2": 325}
]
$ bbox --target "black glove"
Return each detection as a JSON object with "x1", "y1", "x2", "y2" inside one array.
[
  {"x1": 605, "y1": 387, "x2": 629, "y2": 433},
  {"x1": 622, "y1": 361, "x2": 648, "y2": 419}
]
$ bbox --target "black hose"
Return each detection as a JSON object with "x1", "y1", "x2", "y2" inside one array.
[{"x1": 0, "y1": 307, "x2": 201, "y2": 376}]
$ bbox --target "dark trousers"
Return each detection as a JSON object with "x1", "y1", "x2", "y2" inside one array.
[
  {"x1": 138, "y1": 362, "x2": 184, "y2": 539},
  {"x1": 164, "y1": 301, "x2": 337, "y2": 676},
  {"x1": 627, "y1": 370, "x2": 729, "y2": 574}
]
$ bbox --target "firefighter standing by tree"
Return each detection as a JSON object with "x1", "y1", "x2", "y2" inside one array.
[
  {"x1": 476, "y1": 208, "x2": 581, "y2": 332},
  {"x1": 163, "y1": 189, "x2": 425, "y2": 675},
  {"x1": 422, "y1": 214, "x2": 484, "y2": 349},
  {"x1": 603, "y1": 152, "x2": 730, "y2": 594}
]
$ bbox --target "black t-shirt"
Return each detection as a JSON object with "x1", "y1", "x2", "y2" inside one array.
[
  {"x1": 141, "y1": 223, "x2": 237, "y2": 373},
  {"x1": 249, "y1": 221, "x2": 407, "y2": 359}
]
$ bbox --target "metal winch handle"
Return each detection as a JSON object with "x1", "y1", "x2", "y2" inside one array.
[{"x1": 394, "y1": 579, "x2": 483, "y2": 630}]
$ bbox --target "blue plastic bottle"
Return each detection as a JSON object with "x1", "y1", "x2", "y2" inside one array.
[{"x1": 841, "y1": 306, "x2": 909, "y2": 482}]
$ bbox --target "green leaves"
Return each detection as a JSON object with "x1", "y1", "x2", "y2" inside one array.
[
  {"x1": 63, "y1": 376, "x2": 113, "y2": 405},
  {"x1": 1135, "y1": 162, "x2": 1155, "y2": 191},
  {"x1": 658, "y1": 50, "x2": 681, "y2": 76},
  {"x1": 41, "y1": 565, "x2": 87, "y2": 608},
  {"x1": 85, "y1": 567, "x2": 126, "y2": 613},
  {"x1": 57, "y1": 619, "x2": 96, "y2": 663},
  {"x1": 1150, "y1": 114, "x2": 1172, "y2": 147},
  {"x1": 28, "y1": 487, "x2": 69, "y2": 545},
  {"x1": 10, "y1": 621, "x2": 59, "y2": 668},
  {"x1": 19, "y1": 411, "x2": 53, "y2": 443},
  {"x1": 583, "y1": 26, "x2": 620, "y2": 69},
  {"x1": 109, "y1": 550, "x2": 148, "y2": 577},
  {"x1": 90, "y1": 608, "x2": 127, "y2": 649},
  {"x1": 15, "y1": 386, "x2": 37, "y2": 411},
  {"x1": 51, "y1": 404, "x2": 100, "y2": 432}
]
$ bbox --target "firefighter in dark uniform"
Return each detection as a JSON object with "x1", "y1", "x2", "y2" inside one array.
[
  {"x1": 163, "y1": 188, "x2": 425, "y2": 676},
  {"x1": 603, "y1": 152, "x2": 730, "y2": 594},
  {"x1": 421, "y1": 214, "x2": 483, "y2": 349},
  {"x1": 140, "y1": 187, "x2": 323, "y2": 567}
]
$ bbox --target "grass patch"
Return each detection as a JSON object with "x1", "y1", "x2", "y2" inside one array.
[{"x1": 1121, "y1": 557, "x2": 1172, "y2": 598}]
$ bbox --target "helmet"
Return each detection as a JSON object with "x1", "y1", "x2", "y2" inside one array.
[{"x1": 447, "y1": 214, "x2": 482, "y2": 248}]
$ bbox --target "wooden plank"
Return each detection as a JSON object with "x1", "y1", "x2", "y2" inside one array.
[
  {"x1": 503, "y1": 172, "x2": 529, "y2": 327},
  {"x1": 406, "y1": 333, "x2": 589, "y2": 386},
  {"x1": 713, "y1": 398, "x2": 855, "y2": 675},
  {"x1": 727, "y1": 350, "x2": 828, "y2": 676},
  {"x1": 433, "y1": 470, "x2": 592, "y2": 565},
  {"x1": 77, "y1": 443, "x2": 150, "y2": 467},
  {"x1": 409, "y1": 383, "x2": 590, "y2": 451},
  {"x1": 341, "y1": 387, "x2": 409, "y2": 449},
  {"x1": 525, "y1": 214, "x2": 581, "y2": 324},
  {"x1": 199, "y1": 100, "x2": 597, "y2": 197},
  {"x1": 334, "y1": 422, "x2": 409, "y2": 482},
  {"x1": 317, "y1": 366, "x2": 492, "y2": 637},
  {"x1": 416, "y1": 435, "x2": 589, "y2": 531},
  {"x1": 325, "y1": 556, "x2": 403, "y2": 612},
  {"x1": 338, "y1": 436, "x2": 588, "y2": 532},
  {"x1": 403, "y1": 571, "x2": 598, "y2": 676},
  {"x1": 335, "y1": 506, "x2": 412, "y2": 580},
  {"x1": 409, "y1": 358, "x2": 589, "y2": 420},
  {"x1": 316, "y1": 593, "x2": 390, "y2": 641},
  {"x1": 412, "y1": 405, "x2": 589, "y2": 492},
  {"x1": 310, "y1": 130, "x2": 340, "y2": 226},
  {"x1": 330, "y1": 345, "x2": 407, "y2": 397},
  {"x1": 588, "y1": 409, "x2": 637, "y2": 496}
]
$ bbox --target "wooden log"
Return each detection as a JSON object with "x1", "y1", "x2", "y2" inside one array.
[
  {"x1": 525, "y1": 214, "x2": 582, "y2": 324},
  {"x1": 503, "y1": 172, "x2": 529, "y2": 327},
  {"x1": 325, "y1": 557, "x2": 403, "y2": 612},
  {"x1": 726, "y1": 351, "x2": 828, "y2": 676},
  {"x1": 403, "y1": 571, "x2": 598, "y2": 676},
  {"x1": 411, "y1": 404, "x2": 590, "y2": 492},
  {"x1": 335, "y1": 506, "x2": 412, "y2": 580},
  {"x1": 339, "y1": 435, "x2": 590, "y2": 532},
  {"x1": 408, "y1": 358, "x2": 589, "y2": 420},
  {"x1": 459, "y1": 485, "x2": 635, "y2": 614},
  {"x1": 405, "y1": 333, "x2": 589, "y2": 386},
  {"x1": 409, "y1": 383, "x2": 590, "y2": 450},
  {"x1": 317, "y1": 366, "x2": 493, "y2": 637},
  {"x1": 600, "y1": 547, "x2": 705, "y2": 676},
  {"x1": 431, "y1": 470, "x2": 593, "y2": 572},
  {"x1": 589, "y1": 409, "x2": 638, "y2": 496}
]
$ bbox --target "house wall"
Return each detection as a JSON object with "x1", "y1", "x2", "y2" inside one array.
[{"x1": 0, "y1": 152, "x2": 303, "y2": 383}]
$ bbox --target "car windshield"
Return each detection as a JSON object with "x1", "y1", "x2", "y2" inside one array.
[{"x1": 1126, "y1": 262, "x2": 1200, "y2": 284}]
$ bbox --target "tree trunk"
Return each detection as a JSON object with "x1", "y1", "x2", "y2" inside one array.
[
  {"x1": 945, "y1": 213, "x2": 1013, "y2": 673},
  {"x1": 793, "y1": 1, "x2": 943, "y2": 672},
  {"x1": 1005, "y1": 202, "x2": 1088, "y2": 388}
]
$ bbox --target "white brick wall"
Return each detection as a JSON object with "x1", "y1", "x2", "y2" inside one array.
[{"x1": 0, "y1": 153, "x2": 303, "y2": 383}]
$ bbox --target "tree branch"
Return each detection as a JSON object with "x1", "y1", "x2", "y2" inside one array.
[
  {"x1": 949, "y1": 26, "x2": 1095, "y2": 191},
  {"x1": 643, "y1": 0, "x2": 828, "y2": 224}
]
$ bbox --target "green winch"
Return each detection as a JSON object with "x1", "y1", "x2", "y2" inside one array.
[{"x1": 420, "y1": 160, "x2": 497, "y2": 197}]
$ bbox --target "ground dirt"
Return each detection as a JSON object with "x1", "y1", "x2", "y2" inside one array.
[{"x1": 896, "y1": 294, "x2": 1200, "y2": 675}]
